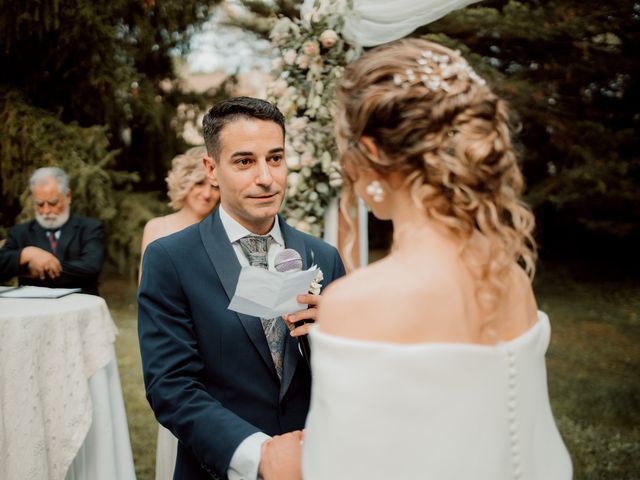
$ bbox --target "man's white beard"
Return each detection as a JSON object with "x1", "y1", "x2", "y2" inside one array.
[{"x1": 36, "y1": 207, "x2": 70, "y2": 230}]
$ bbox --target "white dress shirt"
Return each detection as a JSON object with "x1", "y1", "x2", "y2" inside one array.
[
  {"x1": 219, "y1": 205, "x2": 282, "y2": 480},
  {"x1": 47, "y1": 229, "x2": 61, "y2": 241}
]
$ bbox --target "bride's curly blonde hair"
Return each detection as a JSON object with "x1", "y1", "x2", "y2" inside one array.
[{"x1": 336, "y1": 38, "x2": 536, "y2": 318}]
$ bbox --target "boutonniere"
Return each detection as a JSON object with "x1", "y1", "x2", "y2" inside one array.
[{"x1": 309, "y1": 267, "x2": 324, "y2": 295}]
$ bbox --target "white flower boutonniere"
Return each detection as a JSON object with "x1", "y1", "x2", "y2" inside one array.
[{"x1": 309, "y1": 268, "x2": 324, "y2": 295}]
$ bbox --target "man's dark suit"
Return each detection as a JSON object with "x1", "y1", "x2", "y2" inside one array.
[
  {"x1": 0, "y1": 214, "x2": 104, "y2": 295},
  {"x1": 138, "y1": 209, "x2": 346, "y2": 479}
]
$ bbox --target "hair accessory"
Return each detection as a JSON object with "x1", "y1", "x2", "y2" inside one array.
[
  {"x1": 366, "y1": 180, "x2": 385, "y2": 203},
  {"x1": 393, "y1": 49, "x2": 486, "y2": 93}
]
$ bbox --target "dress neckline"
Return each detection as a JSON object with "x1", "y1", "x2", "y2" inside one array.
[{"x1": 311, "y1": 311, "x2": 549, "y2": 351}]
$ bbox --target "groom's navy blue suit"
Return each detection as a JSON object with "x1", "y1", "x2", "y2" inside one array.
[{"x1": 138, "y1": 208, "x2": 345, "y2": 479}]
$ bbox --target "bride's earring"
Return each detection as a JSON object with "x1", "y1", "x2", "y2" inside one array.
[{"x1": 366, "y1": 180, "x2": 385, "y2": 203}]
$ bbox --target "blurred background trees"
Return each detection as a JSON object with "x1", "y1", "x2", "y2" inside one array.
[
  {"x1": 418, "y1": 0, "x2": 640, "y2": 273},
  {"x1": 0, "y1": 0, "x2": 227, "y2": 278},
  {"x1": 0, "y1": 0, "x2": 638, "y2": 277}
]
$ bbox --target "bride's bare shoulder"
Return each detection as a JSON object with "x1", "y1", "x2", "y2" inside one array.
[{"x1": 317, "y1": 258, "x2": 410, "y2": 336}]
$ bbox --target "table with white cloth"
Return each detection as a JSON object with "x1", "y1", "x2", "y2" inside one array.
[{"x1": 0, "y1": 293, "x2": 137, "y2": 480}]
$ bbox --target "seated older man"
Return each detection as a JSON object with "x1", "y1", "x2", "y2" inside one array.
[{"x1": 0, "y1": 167, "x2": 104, "y2": 295}]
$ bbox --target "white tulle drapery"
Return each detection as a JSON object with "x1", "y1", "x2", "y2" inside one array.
[{"x1": 303, "y1": 0, "x2": 481, "y2": 47}]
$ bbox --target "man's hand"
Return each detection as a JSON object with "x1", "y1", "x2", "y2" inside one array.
[
  {"x1": 258, "y1": 430, "x2": 303, "y2": 480},
  {"x1": 20, "y1": 246, "x2": 62, "y2": 280},
  {"x1": 283, "y1": 294, "x2": 320, "y2": 337}
]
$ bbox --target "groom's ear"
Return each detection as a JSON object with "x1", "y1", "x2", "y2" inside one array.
[{"x1": 203, "y1": 155, "x2": 219, "y2": 188}]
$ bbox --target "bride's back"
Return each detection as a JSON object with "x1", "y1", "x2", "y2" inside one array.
[{"x1": 318, "y1": 237, "x2": 538, "y2": 346}]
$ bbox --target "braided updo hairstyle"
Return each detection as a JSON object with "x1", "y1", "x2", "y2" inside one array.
[{"x1": 336, "y1": 38, "x2": 536, "y2": 319}]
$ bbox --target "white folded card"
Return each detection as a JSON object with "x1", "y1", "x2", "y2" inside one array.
[
  {"x1": 228, "y1": 265, "x2": 318, "y2": 318},
  {"x1": 0, "y1": 286, "x2": 81, "y2": 299}
]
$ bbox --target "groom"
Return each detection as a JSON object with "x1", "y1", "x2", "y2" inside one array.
[{"x1": 138, "y1": 97, "x2": 346, "y2": 479}]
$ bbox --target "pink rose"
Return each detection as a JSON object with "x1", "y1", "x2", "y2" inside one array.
[{"x1": 320, "y1": 29, "x2": 338, "y2": 48}]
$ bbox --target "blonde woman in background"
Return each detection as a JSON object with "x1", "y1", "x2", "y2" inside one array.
[
  {"x1": 266, "y1": 38, "x2": 572, "y2": 479},
  {"x1": 139, "y1": 145, "x2": 219, "y2": 480}
]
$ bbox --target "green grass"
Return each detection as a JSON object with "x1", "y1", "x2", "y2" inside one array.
[
  {"x1": 534, "y1": 269, "x2": 640, "y2": 480},
  {"x1": 104, "y1": 278, "x2": 157, "y2": 480},
  {"x1": 105, "y1": 268, "x2": 640, "y2": 480}
]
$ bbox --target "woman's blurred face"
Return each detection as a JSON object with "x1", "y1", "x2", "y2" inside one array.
[{"x1": 184, "y1": 179, "x2": 219, "y2": 218}]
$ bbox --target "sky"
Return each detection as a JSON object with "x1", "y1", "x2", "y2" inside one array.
[{"x1": 186, "y1": 2, "x2": 274, "y2": 74}]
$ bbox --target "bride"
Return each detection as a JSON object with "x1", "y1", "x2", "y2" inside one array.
[{"x1": 270, "y1": 38, "x2": 572, "y2": 479}]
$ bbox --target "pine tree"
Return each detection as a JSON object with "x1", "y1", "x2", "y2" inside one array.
[
  {"x1": 0, "y1": 0, "x2": 223, "y2": 189},
  {"x1": 418, "y1": 0, "x2": 640, "y2": 259}
]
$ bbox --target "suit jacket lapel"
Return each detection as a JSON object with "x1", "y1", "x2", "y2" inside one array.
[
  {"x1": 55, "y1": 214, "x2": 79, "y2": 258},
  {"x1": 29, "y1": 221, "x2": 51, "y2": 252},
  {"x1": 199, "y1": 209, "x2": 278, "y2": 380},
  {"x1": 279, "y1": 216, "x2": 310, "y2": 400}
]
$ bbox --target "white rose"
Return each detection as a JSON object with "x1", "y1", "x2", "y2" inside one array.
[
  {"x1": 296, "y1": 221, "x2": 311, "y2": 233},
  {"x1": 308, "y1": 268, "x2": 323, "y2": 295},
  {"x1": 296, "y1": 54, "x2": 310, "y2": 70},
  {"x1": 292, "y1": 138, "x2": 306, "y2": 152},
  {"x1": 320, "y1": 29, "x2": 338, "y2": 48},
  {"x1": 283, "y1": 49, "x2": 297, "y2": 65},
  {"x1": 329, "y1": 170, "x2": 343, "y2": 188},
  {"x1": 301, "y1": 152, "x2": 315, "y2": 167},
  {"x1": 288, "y1": 172, "x2": 300, "y2": 187},
  {"x1": 271, "y1": 78, "x2": 288, "y2": 96},
  {"x1": 303, "y1": 41, "x2": 320, "y2": 57},
  {"x1": 271, "y1": 57, "x2": 283, "y2": 71},
  {"x1": 289, "y1": 116, "x2": 308, "y2": 134},
  {"x1": 287, "y1": 155, "x2": 301, "y2": 171},
  {"x1": 309, "y1": 57, "x2": 324, "y2": 75}
]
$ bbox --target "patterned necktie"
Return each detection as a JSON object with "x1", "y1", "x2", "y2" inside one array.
[
  {"x1": 47, "y1": 230, "x2": 59, "y2": 254},
  {"x1": 238, "y1": 235, "x2": 286, "y2": 381}
]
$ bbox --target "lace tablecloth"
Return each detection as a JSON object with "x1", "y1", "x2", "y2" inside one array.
[{"x1": 0, "y1": 294, "x2": 128, "y2": 480}]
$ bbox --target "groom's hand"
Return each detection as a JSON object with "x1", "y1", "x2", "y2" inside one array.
[
  {"x1": 258, "y1": 430, "x2": 303, "y2": 480},
  {"x1": 283, "y1": 293, "x2": 320, "y2": 337}
]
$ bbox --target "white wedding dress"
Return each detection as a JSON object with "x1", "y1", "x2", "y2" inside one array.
[{"x1": 303, "y1": 311, "x2": 572, "y2": 479}]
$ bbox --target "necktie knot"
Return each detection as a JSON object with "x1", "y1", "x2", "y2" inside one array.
[{"x1": 238, "y1": 235, "x2": 271, "y2": 269}]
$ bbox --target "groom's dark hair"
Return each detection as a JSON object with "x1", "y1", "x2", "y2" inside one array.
[{"x1": 202, "y1": 96, "x2": 286, "y2": 161}]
